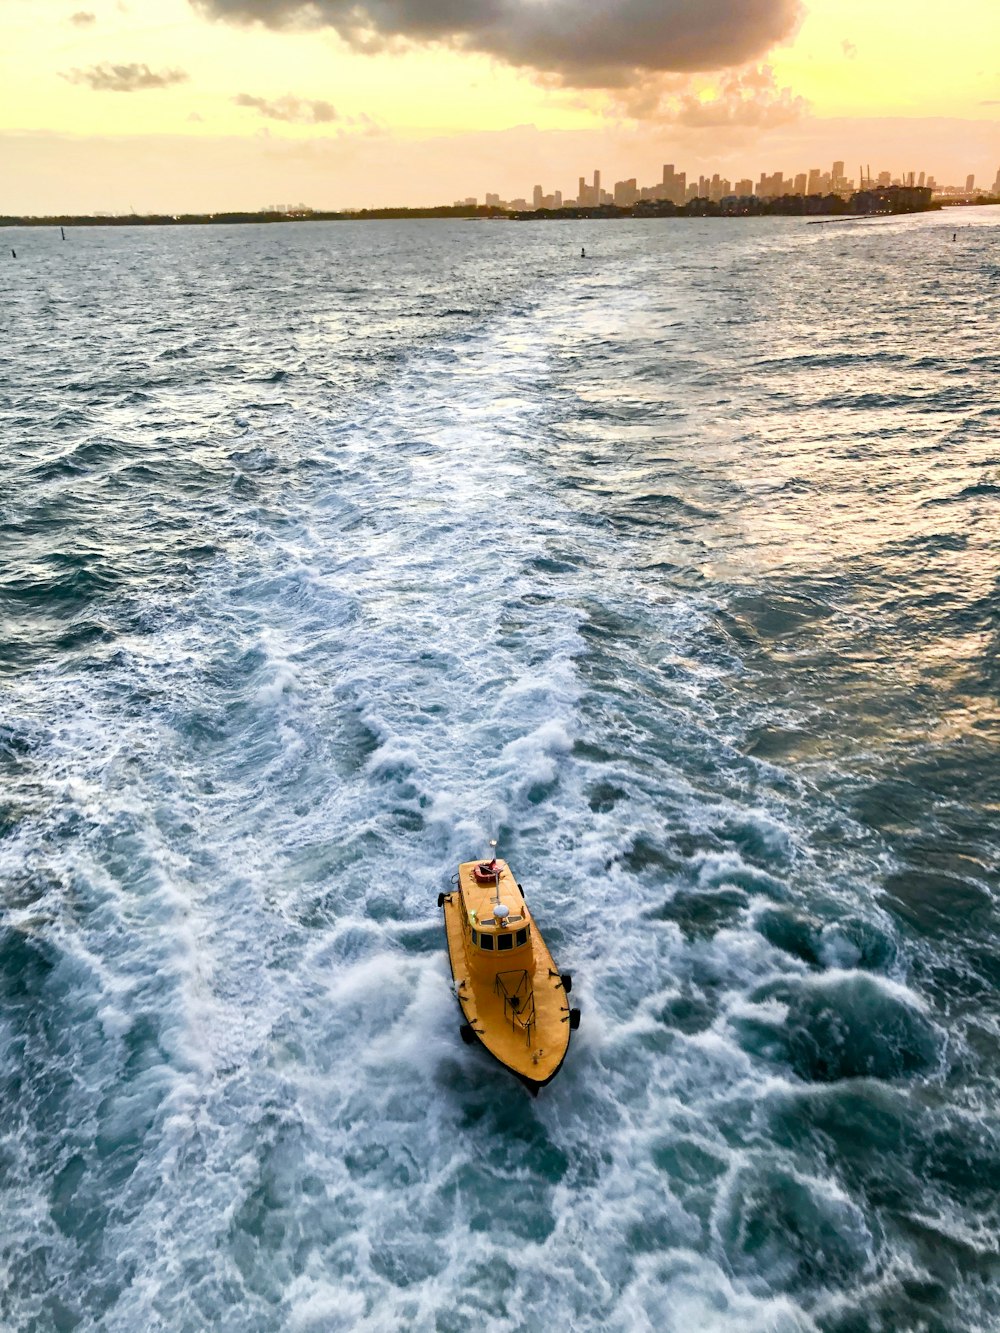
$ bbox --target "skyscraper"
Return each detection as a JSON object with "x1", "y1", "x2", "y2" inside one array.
[
  {"x1": 533, "y1": 184, "x2": 543, "y2": 208},
  {"x1": 660, "y1": 163, "x2": 684, "y2": 205}
]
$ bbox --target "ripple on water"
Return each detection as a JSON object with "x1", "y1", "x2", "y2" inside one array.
[
  {"x1": 735, "y1": 972, "x2": 941, "y2": 1083},
  {"x1": 2, "y1": 214, "x2": 1000, "y2": 1332}
]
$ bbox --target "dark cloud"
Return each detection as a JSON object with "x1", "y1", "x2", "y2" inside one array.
[
  {"x1": 63, "y1": 62, "x2": 190, "y2": 91},
  {"x1": 69, "y1": 10, "x2": 97, "y2": 24},
  {"x1": 192, "y1": 0, "x2": 803, "y2": 86},
  {"x1": 234, "y1": 92, "x2": 340, "y2": 122}
]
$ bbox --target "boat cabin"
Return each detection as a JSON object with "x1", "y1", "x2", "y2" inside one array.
[{"x1": 458, "y1": 859, "x2": 533, "y2": 962}]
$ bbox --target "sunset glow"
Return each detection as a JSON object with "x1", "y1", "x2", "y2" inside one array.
[{"x1": 2, "y1": 0, "x2": 998, "y2": 211}]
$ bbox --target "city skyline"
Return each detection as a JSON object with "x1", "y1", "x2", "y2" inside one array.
[{"x1": 464, "y1": 160, "x2": 1000, "y2": 213}]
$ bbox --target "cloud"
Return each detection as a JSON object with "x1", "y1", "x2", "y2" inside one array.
[
  {"x1": 842, "y1": 39, "x2": 857, "y2": 59},
  {"x1": 69, "y1": 10, "x2": 96, "y2": 24},
  {"x1": 192, "y1": 0, "x2": 804, "y2": 87},
  {"x1": 234, "y1": 92, "x2": 340, "y2": 123},
  {"x1": 616, "y1": 64, "x2": 807, "y2": 129},
  {"x1": 62, "y1": 62, "x2": 190, "y2": 91}
]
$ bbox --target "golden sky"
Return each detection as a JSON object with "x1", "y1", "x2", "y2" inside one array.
[{"x1": 1, "y1": 0, "x2": 998, "y2": 210}]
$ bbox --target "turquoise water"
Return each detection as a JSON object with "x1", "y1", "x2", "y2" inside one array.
[{"x1": 1, "y1": 212, "x2": 998, "y2": 1331}]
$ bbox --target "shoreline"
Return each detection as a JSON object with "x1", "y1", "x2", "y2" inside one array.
[{"x1": 4, "y1": 188, "x2": 991, "y2": 231}]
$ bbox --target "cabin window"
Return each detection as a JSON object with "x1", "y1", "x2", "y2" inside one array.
[
  {"x1": 515, "y1": 928, "x2": 528, "y2": 946},
  {"x1": 471, "y1": 929, "x2": 479, "y2": 946},
  {"x1": 479, "y1": 932, "x2": 494, "y2": 951},
  {"x1": 497, "y1": 933, "x2": 513, "y2": 951}
]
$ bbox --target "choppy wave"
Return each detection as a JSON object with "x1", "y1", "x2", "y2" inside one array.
[{"x1": 1, "y1": 211, "x2": 999, "y2": 1331}]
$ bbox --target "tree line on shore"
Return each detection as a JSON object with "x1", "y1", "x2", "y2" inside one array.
[{"x1": 5, "y1": 186, "x2": 994, "y2": 229}]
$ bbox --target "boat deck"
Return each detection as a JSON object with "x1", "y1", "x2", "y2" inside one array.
[{"x1": 442, "y1": 860, "x2": 572, "y2": 1087}]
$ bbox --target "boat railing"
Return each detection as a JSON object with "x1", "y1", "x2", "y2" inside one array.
[{"x1": 494, "y1": 970, "x2": 536, "y2": 1045}]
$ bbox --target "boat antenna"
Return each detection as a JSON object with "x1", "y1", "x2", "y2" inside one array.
[{"x1": 489, "y1": 839, "x2": 499, "y2": 903}]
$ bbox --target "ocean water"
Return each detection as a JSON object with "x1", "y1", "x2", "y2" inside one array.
[{"x1": 1, "y1": 210, "x2": 998, "y2": 1332}]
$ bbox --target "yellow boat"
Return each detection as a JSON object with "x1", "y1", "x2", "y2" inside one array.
[{"x1": 439, "y1": 853, "x2": 579, "y2": 1093}]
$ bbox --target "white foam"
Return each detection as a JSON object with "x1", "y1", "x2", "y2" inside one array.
[{"x1": 3, "y1": 221, "x2": 974, "y2": 1333}]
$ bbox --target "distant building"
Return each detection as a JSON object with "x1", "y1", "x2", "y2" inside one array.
[
  {"x1": 532, "y1": 185, "x2": 543, "y2": 209},
  {"x1": 660, "y1": 164, "x2": 686, "y2": 206},
  {"x1": 757, "y1": 171, "x2": 788, "y2": 199},
  {"x1": 966, "y1": 174, "x2": 975, "y2": 193},
  {"x1": 993, "y1": 167, "x2": 1000, "y2": 194},
  {"x1": 794, "y1": 173, "x2": 807, "y2": 195},
  {"x1": 574, "y1": 169, "x2": 602, "y2": 208},
  {"x1": 853, "y1": 184, "x2": 933, "y2": 215}
]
